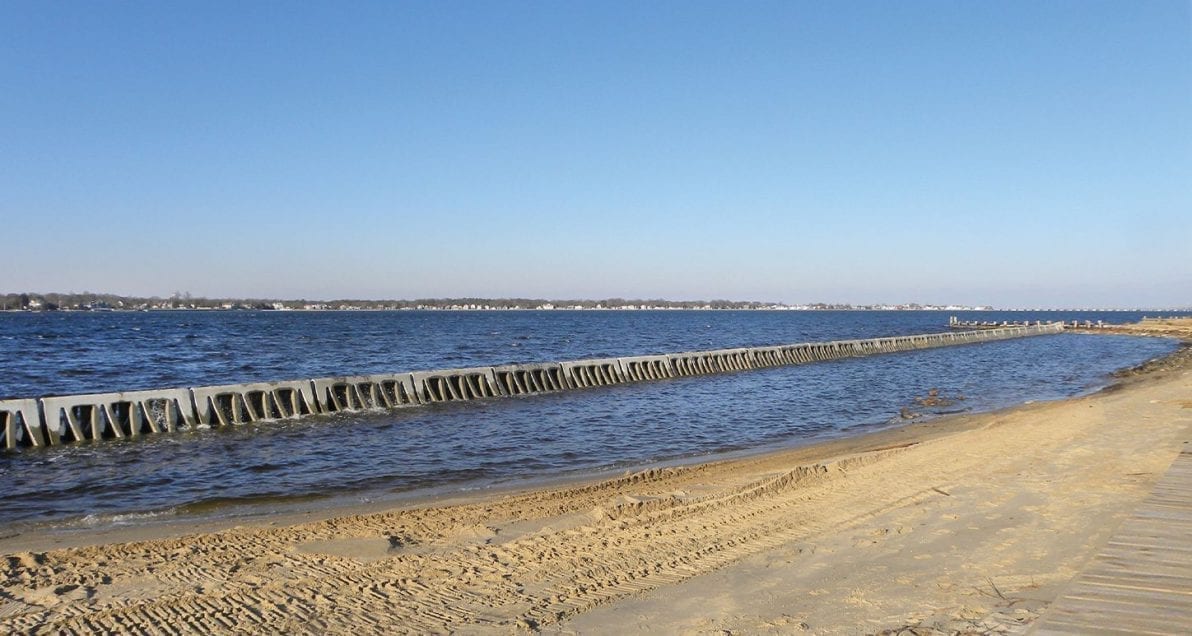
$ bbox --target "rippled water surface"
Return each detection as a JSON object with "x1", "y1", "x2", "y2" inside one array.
[{"x1": 0, "y1": 310, "x2": 1181, "y2": 529}]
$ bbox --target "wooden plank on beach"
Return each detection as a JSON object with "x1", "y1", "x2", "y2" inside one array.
[{"x1": 1031, "y1": 444, "x2": 1192, "y2": 635}]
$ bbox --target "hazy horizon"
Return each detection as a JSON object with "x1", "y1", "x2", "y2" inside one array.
[
  {"x1": 5, "y1": 288, "x2": 1191, "y2": 312},
  {"x1": 2, "y1": 2, "x2": 1189, "y2": 308}
]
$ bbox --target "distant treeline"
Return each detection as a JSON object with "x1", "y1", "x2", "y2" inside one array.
[
  {"x1": 0, "y1": 292, "x2": 811, "y2": 311},
  {"x1": 3, "y1": 293, "x2": 1185, "y2": 313}
]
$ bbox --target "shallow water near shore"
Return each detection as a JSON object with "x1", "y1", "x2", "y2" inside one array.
[{"x1": 0, "y1": 310, "x2": 1181, "y2": 531}]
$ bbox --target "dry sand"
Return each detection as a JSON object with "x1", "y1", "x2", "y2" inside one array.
[{"x1": 2, "y1": 323, "x2": 1190, "y2": 635}]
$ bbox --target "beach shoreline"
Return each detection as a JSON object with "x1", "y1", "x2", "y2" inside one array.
[
  {"x1": 1, "y1": 342, "x2": 1163, "y2": 556},
  {"x1": 0, "y1": 332, "x2": 1171, "y2": 549},
  {"x1": 2, "y1": 322, "x2": 1190, "y2": 633},
  {"x1": 0, "y1": 389, "x2": 1046, "y2": 555}
]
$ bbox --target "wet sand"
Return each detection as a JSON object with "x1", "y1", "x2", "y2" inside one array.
[{"x1": 2, "y1": 322, "x2": 1190, "y2": 634}]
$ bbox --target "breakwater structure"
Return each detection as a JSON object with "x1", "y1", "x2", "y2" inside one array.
[{"x1": 1, "y1": 324, "x2": 1064, "y2": 451}]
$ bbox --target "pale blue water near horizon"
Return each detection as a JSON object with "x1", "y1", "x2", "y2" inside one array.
[{"x1": 0, "y1": 310, "x2": 1184, "y2": 531}]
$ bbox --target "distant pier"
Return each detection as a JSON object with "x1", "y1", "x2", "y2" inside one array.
[
  {"x1": 2, "y1": 324, "x2": 1064, "y2": 451},
  {"x1": 949, "y1": 316, "x2": 1116, "y2": 330}
]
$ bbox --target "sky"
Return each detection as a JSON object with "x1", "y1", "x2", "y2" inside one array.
[{"x1": 1, "y1": 2, "x2": 1189, "y2": 308}]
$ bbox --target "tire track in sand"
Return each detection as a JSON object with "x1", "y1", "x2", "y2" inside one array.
[{"x1": 1, "y1": 443, "x2": 972, "y2": 634}]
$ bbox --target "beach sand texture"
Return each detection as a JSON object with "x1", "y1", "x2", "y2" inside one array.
[{"x1": 2, "y1": 323, "x2": 1189, "y2": 634}]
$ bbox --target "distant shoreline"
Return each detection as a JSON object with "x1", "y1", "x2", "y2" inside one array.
[
  {"x1": 1, "y1": 306, "x2": 986, "y2": 312},
  {"x1": 5, "y1": 291, "x2": 1189, "y2": 313},
  {"x1": 3, "y1": 306, "x2": 1189, "y2": 314}
]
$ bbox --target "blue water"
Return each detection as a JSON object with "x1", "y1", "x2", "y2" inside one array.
[{"x1": 0, "y1": 310, "x2": 1182, "y2": 529}]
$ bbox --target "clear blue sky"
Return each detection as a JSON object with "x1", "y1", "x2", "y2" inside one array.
[{"x1": 2, "y1": 1, "x2": 1189, "y2": 308}]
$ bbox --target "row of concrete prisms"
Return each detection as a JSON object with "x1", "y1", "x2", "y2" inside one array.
[{"x1": 0, "y1": 324, "x2": 1063, "y2": 450}]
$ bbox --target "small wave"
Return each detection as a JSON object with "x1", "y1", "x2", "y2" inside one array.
[
  {"x1": 176, "y1": 492, "x2": 329, "y2": 516},
  {"x1": 77, "y1": 507, "x2": 178, "y2": 527}
]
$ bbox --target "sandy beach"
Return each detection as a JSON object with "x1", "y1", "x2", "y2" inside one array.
[{"x1": 2, "y1": 322, "x2": 1190, "y2": 634}]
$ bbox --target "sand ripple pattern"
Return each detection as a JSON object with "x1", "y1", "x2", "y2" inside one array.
[{"x1": 0, "y1": 442, "x2": 949, "y2": 634}]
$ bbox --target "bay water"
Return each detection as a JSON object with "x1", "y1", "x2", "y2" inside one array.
[{"x1": 0, "y1": 310, "x2": 1180, "y2": 531}]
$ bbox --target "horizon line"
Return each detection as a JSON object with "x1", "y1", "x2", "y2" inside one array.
[{"x1": 2, "y1": 291, "x2": 1189, "y2": 313}]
